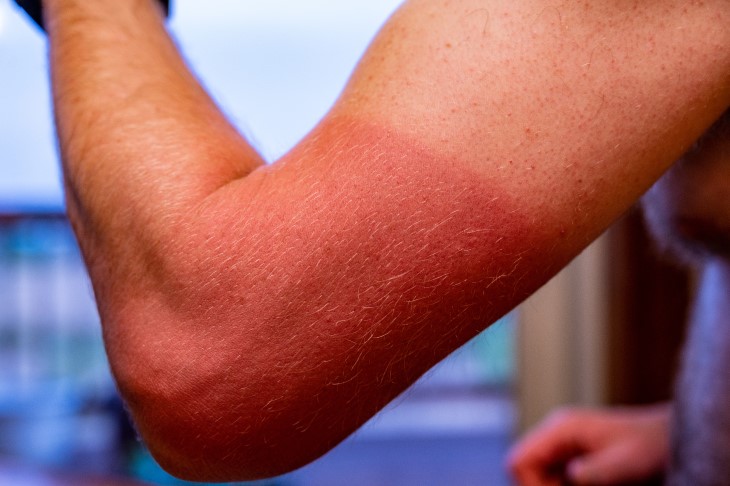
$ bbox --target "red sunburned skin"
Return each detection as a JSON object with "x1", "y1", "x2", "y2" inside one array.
[
  {"x1": 167, "y1": 114, "x2": 568, "y2": 344},
  {"x1": 104, "y1": 116, "x2": 582, "y2": 479}
]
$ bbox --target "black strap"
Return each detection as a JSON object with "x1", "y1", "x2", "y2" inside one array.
[{"x1": 14, "y1": 0, "x2": 171, "y2": 32}]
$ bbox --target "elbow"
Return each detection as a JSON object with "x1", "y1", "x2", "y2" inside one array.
[
  {"x1": 136, "y1": 411, "x2": 324, "y2": 482},
  {"x1": 106, "y1": 314, "x2": 340, "y2": 482},
  {"x1": 117, "y1": 363, "x2": 337, "y2": 482}
]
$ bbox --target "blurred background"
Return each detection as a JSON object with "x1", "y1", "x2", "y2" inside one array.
[{"x1": 0, "y1": 1, "x2": 693, "y2": 485}]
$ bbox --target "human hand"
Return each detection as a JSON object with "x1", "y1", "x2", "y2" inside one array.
[{"x1": 507, "y1": 404, "x2": 671, "y2": 486}]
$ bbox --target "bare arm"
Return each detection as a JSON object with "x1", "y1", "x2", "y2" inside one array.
[{"x1": 44, "y1": 0, "x2": 730, "y2": 481}]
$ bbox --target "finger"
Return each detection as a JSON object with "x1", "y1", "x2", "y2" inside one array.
[
  {"x1": 508, "y1": 412, "x2": 594, "y2": 485},
  {"x1": 509, "y1": 462, "x2": 566, "y2": 486},
  {"x1": 508, "y1": 411, "x2": 589, "y2": 470},
  {"x1": 566, "y1": 443, "x2": 656, "y2": 486}
]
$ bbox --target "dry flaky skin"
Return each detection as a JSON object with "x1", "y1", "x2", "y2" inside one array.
[{"x1": 42, "y1": 0, "x2": 730, "y2": 481}]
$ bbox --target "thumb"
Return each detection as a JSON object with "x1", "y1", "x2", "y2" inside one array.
[{"x1": 566, "y1": 444, "x2": 649, "y2": 485}]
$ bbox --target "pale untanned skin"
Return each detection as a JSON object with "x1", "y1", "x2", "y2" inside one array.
[
  {"x1": 509, "y1": 113, "x2": 730, "y2": 486},
  {"x1": 42, "y1": 0, "x2": 730, "y2": 481}
]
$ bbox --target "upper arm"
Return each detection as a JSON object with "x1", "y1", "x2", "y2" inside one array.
[{"x1": 99, "y1": 0, "x2": 730, "y2": 481}]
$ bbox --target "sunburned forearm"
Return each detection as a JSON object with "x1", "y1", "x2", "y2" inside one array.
[{"x1": 45, "y1": 0, "x2": 730, "y2": 481}]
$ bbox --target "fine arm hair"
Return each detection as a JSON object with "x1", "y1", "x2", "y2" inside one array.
[{"x1": 43, "y1": 0, "x2": 730, "y2": 481}]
